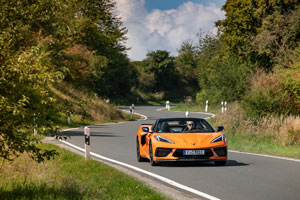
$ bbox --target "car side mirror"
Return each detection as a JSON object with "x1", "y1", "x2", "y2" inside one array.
[
  {"x1": 217, "y1": 126, "x2": 224, "y2": 132},
  {"x1": 142, "y1": 127, "x2": 149, "y2": 132}
]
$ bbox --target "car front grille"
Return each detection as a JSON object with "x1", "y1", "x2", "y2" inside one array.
[
  {"x1": 172, "y1": 148, "x2": 214, "y2": 159},
  {"x1": 155, "y1": 148, "x2": 173, "y2": 157}
]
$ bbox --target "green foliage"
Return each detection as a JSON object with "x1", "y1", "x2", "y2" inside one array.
[
  {"x1": 176, "y1": 40, "x2": 199, "y2": 94},
  {"x1": 88, "y1": 54, "x2": 134, "y2": 98},
  {"x1": 0, "y1": 0, "x2": 132, "y2": 162},
  {"x1": 193, "y1": 32, "x2": 251, "y2": 104},
  {"x1": 197, "y1": 57, "x2": 251, "y2": 104},
  {"x1": 132, "y1": 50, "x2": 179, "y2": 98},
  {"x1": 0, "y1": 46, "x2": 61, "y2": 162},
  {"x1": 243, "y1": 67, "x2": 300, "y2": 118},
  {"x1": 145, "y1": 50, "x2": 178, "y2": 92},
  {"x1": 216, "y1": 0, "x2": 259, "y2": 59},
  {"x1": 217, "y1": 0, "x2": 300, "y2": 70}
]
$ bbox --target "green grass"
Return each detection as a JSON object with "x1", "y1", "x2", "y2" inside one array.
[
  {"x1": 170, "y1": 103, "x2": 223, "y2": 114},
  {"x1": 0, "y1": 143, "x2": 169, "y2": 200},
  {"x1": 224, "y1": 133, "x2": 300, "y2": 159}
]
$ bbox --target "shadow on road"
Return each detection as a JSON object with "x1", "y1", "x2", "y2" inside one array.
[
  {"x1": 158, "y1": 160, "x2": 248, "y2": 167},
  {"x1": 62, "y1": 130, "x2": 122, "y2": 137}
]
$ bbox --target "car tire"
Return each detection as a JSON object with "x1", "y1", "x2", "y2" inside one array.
[
  {"x1": 215, "y1": 160, "x2": 227, "y2": 166},
  {"x1": 137, "y1": 137, "x2": 147, "y2": 162},
  {"x1": 149, "y1": 141, "x2": 159, "y2": 166}
]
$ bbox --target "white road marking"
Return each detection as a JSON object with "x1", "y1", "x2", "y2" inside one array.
[
  {"x1": 229, "y1": 150, "x2": 300, "y2": 162},
  {"x1": 62, "y1": 127, "x2": 81, "y2": 132},
  {"x1": 120, "y1": 109, "x2": 148, "y2": 120},
  {"x1": 59, "y1": 139, "x2": 221, "y2": 200}
]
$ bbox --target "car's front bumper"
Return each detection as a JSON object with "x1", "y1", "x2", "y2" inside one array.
[{"x1": 154, "y1": 146, "x2": 227, "y2": 162}]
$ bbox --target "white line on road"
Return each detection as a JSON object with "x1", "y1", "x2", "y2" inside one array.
[
  {"x1": 59, "y1": 139, "x2": 221, "y2": 200},
  {"x1": 120, "y1": 109, "x2": 148, "y2": 120},
  {"x1": 229, "y1": 150, "x2": 300, "y2": 163}
]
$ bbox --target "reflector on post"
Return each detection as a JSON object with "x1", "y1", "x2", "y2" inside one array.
[{"x1": 84, "y1": 126, "x2": 90, "y2": 160}]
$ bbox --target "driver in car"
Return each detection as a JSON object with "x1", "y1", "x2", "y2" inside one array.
[{"x1": 184, "y1": 121, "x2": 194, "y2": 132}]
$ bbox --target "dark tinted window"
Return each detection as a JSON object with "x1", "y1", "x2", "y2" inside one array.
[{"x1": 154, "y1": 118, "x2": 214, "y2": 133}]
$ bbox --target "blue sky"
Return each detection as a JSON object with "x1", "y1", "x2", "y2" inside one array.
[
  {"x1": 116, "y1": 0, "x2": 226, "y2": 60},
  {"x1": 145, "y1": 0, "x2": 226, "y2": 12}
]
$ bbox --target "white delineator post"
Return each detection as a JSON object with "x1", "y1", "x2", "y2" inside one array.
[
  {"x1": 34, "y1": 113, "x2": 37, "y2": 135},
  {"x1": 205, "y1": 100, "x2": 208, "y2": 112},
  {"x1": 185, "y1": 111, "x2": 189, "y2": 118},
  {"x1": 132, "y1": 104, "x2": 135, "y2": 116},
  {"x1": 225, "y1": 101, "x2": 227, "y2": 112},
  {"x1": 221, "y1": 101, "x2": 224, "y2": 113},
  {"x1": 166, "y1": 101, "x2": 170, "y2": 111},
  {"x1": 84, "y1": 127, "x2": 90, "y2": 160},
  {"x1": 130, "y1": 106, "x2": 133, "y2": 120},
  {"x1": 67, "y1": 110, "x2": 71, "y2": 125}
]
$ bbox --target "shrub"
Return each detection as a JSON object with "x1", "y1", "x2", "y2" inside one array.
[
  {"x1": 197, "y1": 57, "x2": 251, "y2": 104},
  {"x1": 243, "y1": 68, "x2": 300, "y2": 118}
]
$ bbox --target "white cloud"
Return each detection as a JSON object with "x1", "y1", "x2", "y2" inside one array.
[{"x1": 115, "y1": 0, "x2": 225, "y2": 61}]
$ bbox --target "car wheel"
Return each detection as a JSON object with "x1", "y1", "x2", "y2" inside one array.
[
  {"x1": 149, "y1": 141, "x2": 159, "y2": 166},
  {"x1": 137, "y1": 137, "x2": 147, "y2": 162},
  {"x1": 215, "y1": 160, "x2": 227, "y2": 166}
]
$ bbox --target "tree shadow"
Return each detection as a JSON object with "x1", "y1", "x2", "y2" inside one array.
[
  {"x1": 0, "y1": 182, "x2": 85, "y2": 200},
  {"x1": 62, "y1": 131, "x2": 121, "y2": 137}
]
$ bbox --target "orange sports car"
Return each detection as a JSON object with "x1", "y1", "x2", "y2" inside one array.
[{"x1": 136, "y1": 118, "x2": 227, "y2": 166}]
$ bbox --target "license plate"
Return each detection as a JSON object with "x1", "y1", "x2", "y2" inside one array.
[{"x1": 183, "y1": 150, "x2": 205, "y2": 155}]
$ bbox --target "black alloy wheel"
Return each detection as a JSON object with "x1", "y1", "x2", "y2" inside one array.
[{"x1": 149, "y1": 141, "x2": 158, "y2": 166}]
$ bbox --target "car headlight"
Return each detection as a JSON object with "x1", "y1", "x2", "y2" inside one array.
[
  {"x1": 211, "y1": 135, "x2": 227, "y2": 144},
  {"x1": 154, "y1": 135, "x2": 174, "y2": 144}
]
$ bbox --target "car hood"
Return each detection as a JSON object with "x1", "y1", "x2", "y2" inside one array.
[{"x1": 155, "y1": 132, "x2": 222, "y2": 148}]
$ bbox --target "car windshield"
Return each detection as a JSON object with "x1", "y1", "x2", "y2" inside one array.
[{"x1": 155, "y1": 118, "x2": 215, "y2": 133}]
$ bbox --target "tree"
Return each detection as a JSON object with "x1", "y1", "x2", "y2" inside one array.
[
  {"x1": 176, "y1": 40, "x2": 199, "y2": 94},
  {"x1": 0, "y1": 0, "x2": 132, "y2": 161},
  {"x1": 216, "y1": 0, "x2": 300, "y2": 70},
  {"x1": 144, "y1": 50, "x2": 178, "y2": 94},
  {"x1": 0, "y1": 0, "x2": 75, "y2": 162},
  {"x1": 65, "y1": 0, "x2": 133, "y2": 99}
]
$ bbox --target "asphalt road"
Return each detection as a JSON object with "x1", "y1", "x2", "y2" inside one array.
[{"x1": 62, "y1": 106, "x2": 300, "y2": 200}]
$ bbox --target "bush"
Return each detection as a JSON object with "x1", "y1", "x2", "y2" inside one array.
[
  {"x1": 243, "y1": 68, "x2": 300, "y2": 118},
  {"x1": 197, "y1": 57, "x2": 251, "y2": 104}
]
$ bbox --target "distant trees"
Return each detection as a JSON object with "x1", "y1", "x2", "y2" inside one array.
[
  {"x1": 176, "y1": 41, "x2": 199, "y2": 94},
  {"x1": 132, "y1": 50, "x2": 180, "y2": 98}
]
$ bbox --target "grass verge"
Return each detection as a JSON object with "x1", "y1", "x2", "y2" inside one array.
[
  {"x1": 172, "y1": 102, "x2": 300, "y2": 159},
  {"x1": 170, "y1": 103, "x2": 222, "y2": 114},
  {"x1": 0, "y1": 143, "x2": 169, "y2": 200}
]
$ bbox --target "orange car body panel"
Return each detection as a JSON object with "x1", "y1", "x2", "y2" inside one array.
[{"x1": 136, "y1": 123, "x2": 227, "y2": 162}]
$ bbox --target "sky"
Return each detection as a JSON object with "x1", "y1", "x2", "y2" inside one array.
[{"x1": 115, "y1": 0, "x2": 226, "y2": 61}]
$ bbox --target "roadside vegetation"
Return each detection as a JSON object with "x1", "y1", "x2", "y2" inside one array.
[
  {"x1": 211, "y1": 103, "x2": 300, "y2": 159},
  {"x1": 0, "y1": 143, "x2": 168, "y2": 200},
  {"x1": 49, "y1": 81, "x2": 130, "y2": 128}
]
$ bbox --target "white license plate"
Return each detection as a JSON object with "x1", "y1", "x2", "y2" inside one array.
[{"x1": 183, "y1": 150, "x2": 205, "y2": 155}]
